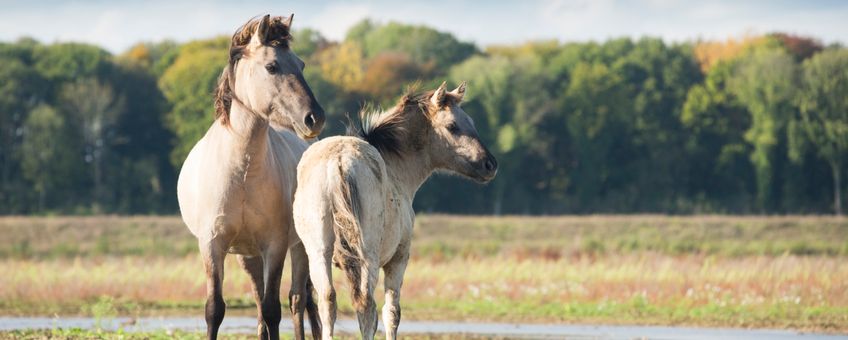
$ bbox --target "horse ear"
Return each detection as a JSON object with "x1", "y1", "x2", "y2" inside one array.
[
  {"x1": 430, "y1": 81, "x2": 447, "y2": 108},
  {"x1": 282, "y1": 13, "x2": 294, "y2": 28},
  {"x1": 251, "y1": 14, "x2": 271, "y2": 45},
  {"x1": 449, "y1": 81, "x2": 467, "y2": 103}
]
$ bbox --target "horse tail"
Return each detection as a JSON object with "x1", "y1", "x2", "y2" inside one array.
[{"x1": 329, "y1": 160, "x2": 371, "y2": 311}]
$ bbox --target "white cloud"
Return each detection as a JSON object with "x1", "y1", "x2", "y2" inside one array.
[
  {"x1": 0, "y1": 0, "x2": 845, "y2": 53},
  {"x1": 304, "y1": 3, "x2": 373, "y2": 41}
]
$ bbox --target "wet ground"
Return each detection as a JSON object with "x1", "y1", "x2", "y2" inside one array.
[{"x1": 1, "y1": 317, "x2": 846, "y2": 339}]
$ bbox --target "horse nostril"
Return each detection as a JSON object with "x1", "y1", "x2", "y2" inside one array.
[
  {"x1": 304, "y1": 112, "x2": 316, "y2": 129},
  {"x1": 484, "y1": 158, "x2": 497, "y2": 172}
]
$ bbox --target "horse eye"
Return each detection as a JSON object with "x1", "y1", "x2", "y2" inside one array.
[
  {"x1": 447, "y1": 123, "x2": 460, "y2": 134},
  {"x1": 265, "y1": 62, "x2": 278, "y2": 74}
]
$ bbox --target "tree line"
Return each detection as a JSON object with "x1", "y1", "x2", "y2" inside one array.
[{"x1": 1, "y1": 21, "x2": 846, "y2": 215}]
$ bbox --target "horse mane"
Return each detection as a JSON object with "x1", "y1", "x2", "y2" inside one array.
[
  {"x1": 348, "y1": 101, "x2": 409, "y2": 157},
  {"x1": 214, "y1": 16, "x2": 292, "y2": 126},
  {"x1": 347, "y1": 84, "x2": 460, "y2": 156},
  {"x1": 348, "y1": 85, "x2": 461, "y2": 157}
]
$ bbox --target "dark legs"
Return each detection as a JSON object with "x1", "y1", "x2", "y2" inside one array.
[
  {"x1": 238, "y1": 254, "x2": 267, "y2": 338},
  {"x1": 259, "y1": 246, "x2": 286, "y2": 340},
  {"x1": 289, "y1": 242, "x2": 321, "y2": 340},
  {"x1": 201, "y1": 238, "x2": 227, "y2": 340},
  {"x1": 233, "y1": 247, "x2": 285, "y2": 340}
]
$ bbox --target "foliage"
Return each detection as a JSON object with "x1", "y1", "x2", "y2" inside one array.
[
  {"x1": 728, "y1": 47, "x2": 798, "y2": 211},
  {"x1": 0, "y1": 24, "x2": 844, "y2": 214},
  {"x1": 345, "y1": 19, "x2": 477, "y2": 73},
  {"x1": 20, "y1": 104, "x2": 79, "y2": 210},
  {"x1": 315, "y1": 41, "x2": 365, "y2": 92},
  {"x1": 793, "y1": 48, "x2": 848, "y2": 214},
  {"x1": 158, "y1": 37, "x2": 228, "y2": 167},
  {"x1": 0, "y1": 40, "x2": 174, "y2": 214}
]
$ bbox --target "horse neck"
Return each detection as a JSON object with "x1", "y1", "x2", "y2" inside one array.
[
  {"x1": 382, "y1": 106, "x2": 437, "y2": 199},
  {"x1": 223, "y1": 103, "x2": 270, "y2": 173},
  {"x1": 383, "y1": 151, "x2": 433, "y2": 200}
]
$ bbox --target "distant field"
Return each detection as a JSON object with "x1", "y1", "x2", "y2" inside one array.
[
  {"x1": 1, "y1": 215, "x2": 847, "y2": 332},
  {"x1": 2, "y1": 215, "x2": 847, "y2": 259}
]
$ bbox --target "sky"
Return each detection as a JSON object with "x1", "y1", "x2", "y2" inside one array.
[{"x1": 0, "y1": 0, "x2": 846, "y2": 53}]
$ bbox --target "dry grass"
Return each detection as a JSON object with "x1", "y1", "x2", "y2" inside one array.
[
  {"x1": 2, "y1": 214, "x2": 847, "y2": 258},
  {"x1": 1, "y1": 215, "x2": 847, "y2": 332},
  {"x1": 1, "y1": 254, "x2": 846, "y2": 331}
]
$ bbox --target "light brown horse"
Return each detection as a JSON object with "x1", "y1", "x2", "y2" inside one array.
[
  {"x1": 293, "y1": 82, "x2": 498, "y2": 339},
  {"x1": 177, "y1": 14, "x2": 324, "y2": 340}
]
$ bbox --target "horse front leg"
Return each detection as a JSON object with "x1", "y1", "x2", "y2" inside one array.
[
  {"x1": 200, "y1": 238, "x2": 228, "y2": 340},
  {"x1": 381, "y1": 248, "x2": 410, "y2": 340},
  {"x1": 238, "y1": 254, "x2": 266, "y2": 339},
  {"x1": 289, "y1": 242, "x2": 321, "y2": 340},
  {"x1": 260, "y1": 245, "x2": 286, "y2": 340}
]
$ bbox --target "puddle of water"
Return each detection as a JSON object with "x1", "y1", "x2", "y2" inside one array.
[{"x1": 0, "y1": 317, "x2": 845, "y2": 340}]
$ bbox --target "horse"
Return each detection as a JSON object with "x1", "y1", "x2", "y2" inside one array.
[
  {"x1": 293, "y1": 82, "x2": 498, "y2": 339},
  {"x1": 177, "y1": 14, "x2": 325, "y2": 340}
]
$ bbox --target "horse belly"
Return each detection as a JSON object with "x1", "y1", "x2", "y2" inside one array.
[
  {"x1": 379, "y1": 199, "x2": 413, "y2": 266},
  {"x1": 227, "y1": 231, "x2": 261, "y2": 256},
  {"x1": 229, "y1": 191, "x2": 288, "y2": 256}
]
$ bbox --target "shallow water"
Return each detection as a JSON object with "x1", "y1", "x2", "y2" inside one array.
[{"x1": 1, "y1": 317, "x2": 845, "y2": 340}]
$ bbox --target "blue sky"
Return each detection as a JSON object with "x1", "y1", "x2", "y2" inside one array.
[{"x1": 1, "y1": 0, "x2": 846, "y2": 53}]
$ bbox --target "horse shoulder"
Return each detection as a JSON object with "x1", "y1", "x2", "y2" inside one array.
[
  {"x1": 178, "y1": 125, "x2": 253, "y2": 240},
  {"x1": 178, "y1": 133, "x2": 235, "y2": 238}
]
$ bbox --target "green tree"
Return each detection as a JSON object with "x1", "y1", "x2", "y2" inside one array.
[
  {"x1": 21, "y1": 104, "x2": 79, "y2": 210},
  {"x1": 681, "y1": 60, "x2": 754, "y2": 210},
  {"x1": 316, "y1": 42, "x2": 365, "y2": 92},
  {"x1": 59, "y1": 78, "x2": 125, "y2": 211},
  {"x1": 291, "y1": 29, "x2": 329, "y2": 59},
  {"x1": 793, "y1": 49, "x2": 848, "y2": 215},
  {"x1": 560, "y1": 62, "x2": 630, "y2": 211},
  {"x1": 0, "y1": 55, "x2": 46, "y2": 212},
  {"x1": 32, "y1": 43, "x2": 110, "y2": 82},
  {"x1": 729, "y1": 47, "x2": 797, "y2": 211},
  {"x1": 345, "y1": 20, "x2": 477, "y2": 73},
  {"x1": 158, "y1": 37, "x2": 228, "y2": 167},
  {"x1": 610, "y1": 38, "x2": 702, "y2": 211},
  {"x1": 108, "y1": 59, "x2": 176, "y2": 212}
]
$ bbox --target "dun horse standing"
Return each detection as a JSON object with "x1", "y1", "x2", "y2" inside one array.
[
  {"x1": 177, "y1": 14, "x2": 324, "y2": 340},
  {"x1": 293, "y1": 82, "x2": 498, "y2": 339}
]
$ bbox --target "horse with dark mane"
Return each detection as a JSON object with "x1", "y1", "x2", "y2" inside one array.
[
  {"x1": 293, "y1": 82, "x2": 498, "y2": 339},
  {"x1": 178, "y1": 14, "x2": 324, "y2": 340}
]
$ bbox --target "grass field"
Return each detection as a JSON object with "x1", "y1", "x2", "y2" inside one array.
[{"x1": 1, "y1": 215, "x2": 847, "y2": 333}]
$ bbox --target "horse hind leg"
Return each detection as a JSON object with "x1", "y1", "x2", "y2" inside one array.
[
  {"x1": 304, "y1": 245, "x2": 336, "y2": 340},
  {"x1": 294, "y1": 173, "x2": 337, "y2": 340},
  {"x1": 353, "y1": 255, "x2": 379, "y2": 340},
  {"x1": 200, "y1": 238, "x2": 228, "y2": 340},
  {"x1": 238, "y1": 254, "x2": 267, "y2": 339}
]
